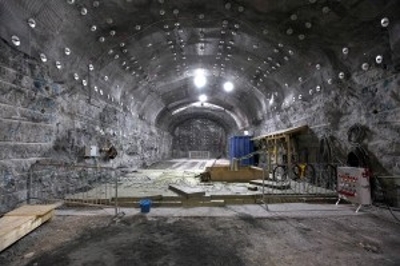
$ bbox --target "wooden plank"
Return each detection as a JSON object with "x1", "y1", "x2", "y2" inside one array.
[
  {"x1": 168, "y1": 184, "x2": 206, "y2": 198},
  {"x1": 252, "y1": 125, "x2": 309, "y2": 140},
  {"x1": 4, "y1": 204, "x2": 60, "y2": 217},
  {"x1": 0, "y1": 216, "x2": 35, "y2": 236},
  {"x1": 182, "y1": 199, "x2": 225, "y2": 207},
  {"x1": 0, "y1": 210, "x2": 54, "y2": 252},
  {"x1": 210, "y1": 194, "x2": 260, "y2": 200},
  {"x1": 113, "y1": 195, "x2": 163, "y2": 202},
  {"x1": 250, "y1": 179, "x2": 291, "y2": 189},
  {"x1": 207, "y1": 166, "x2": 264, "y2": 182},
  {"x1": 250, "y1": 166, "x2": 263, "y2": 171}
]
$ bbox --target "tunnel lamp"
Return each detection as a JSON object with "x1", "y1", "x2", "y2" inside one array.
[
  {"x1": 28, "y1": 18, "x2": 36, "y2": 28},
  {"x1": 376, "y1": 55, "x2": 383, "y2": 64},
  {"x1": 224, "y1": 81, "x2": 234, "y2": 92},
  {"x1": 40, "y1": 53, "x2": 47, "y2": 62},
  {"x1": 199, "y1": 94, "x2": 207, "y2": 102},
  {"x1": 244, "y1": 130, "x2": 249, "y2": 136},
  {"x1": 80, "y1": 8, "x2": 88, "y2": 15},
  {"x1": 11, "y1": 36, "x2": 20, "y2": 46},
  {"x1": 381, "y1": 17, "x2": 389, "y2": 27},
  {"x1": 194, "y1": 69, "x2": 207, "y2": 88},
  {"x1": 361, "y1": 63, "x2": 369, "y2": 71}
]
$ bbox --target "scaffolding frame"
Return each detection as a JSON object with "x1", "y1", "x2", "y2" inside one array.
[{"x1": 252, "y1": 125, "x2": 309, "y2": 210}]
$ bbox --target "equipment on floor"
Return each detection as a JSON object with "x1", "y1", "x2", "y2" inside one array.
[
  {"x1": 197, "y1": 155, "x2": 222, "y2": 182},
  {"x1": 139, "y1": 199, "x2": 152, "y2": 213},
  {"x1": 336, "y1": 167, "x2": 372, "y2": 212},
  {"x1": 229, "y1": 135, "x2": 255, "y2": 166}
]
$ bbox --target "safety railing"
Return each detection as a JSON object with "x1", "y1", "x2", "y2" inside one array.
[
  {"x1": 232, "y1": 151, "x2": 339, "y2": 198},
  {"x1": 258, "y1": 163, "x2": 338, "y2": 196},
  {"x1": 188, "y1": 151, "x2": 210, "y2": 159},
  {"x1": 27, "y1": 161, "x2": 121, "y2": 215}
]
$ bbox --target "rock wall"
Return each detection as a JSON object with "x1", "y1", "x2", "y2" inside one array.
[
  {"x1": 0, "y1": 40, "x2": 172, "y2": 213},
  {"x1": 172, "y1": 119, "x2": 227, "y2": 158},
  {"x1": 254, "y1": 70, "x2": 400, "y2": 176}
]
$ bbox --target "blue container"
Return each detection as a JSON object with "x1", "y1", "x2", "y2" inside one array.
[
  {"x1": 139, "y1": 199, "x2": 152, "y2": 213},
  {"x1": 229, "y1": 136, "x2": 254, "y2": 166}
]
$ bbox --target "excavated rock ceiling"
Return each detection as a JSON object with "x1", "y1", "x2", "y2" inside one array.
[{"x1": 0, "y1": 0, "x2": 399, "y2": 131}]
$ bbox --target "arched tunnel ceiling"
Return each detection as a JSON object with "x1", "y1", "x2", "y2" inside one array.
[
  {"x1": 1, "y1": 0, "x2": 399, "y2": 131},
  {"x1": 157, "y1": 102, "x2": 241, "y2": 133}
]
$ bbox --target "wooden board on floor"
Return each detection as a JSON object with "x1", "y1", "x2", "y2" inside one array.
[
  {"x1": 0, "y1": 204, "x2": 57, "y2": 253},
  {"x1": 4, "y1": 203, "x2": 59, "y2": 216},
  {"x1": 207, "y1": 166, "x2": 264, "y2": 182},
  {"x1": 168, "y1": 184, "x2": 206, "y2": 198},
  {"x1": 250, "y1": 179, "x2": 291, "y2": 189}
]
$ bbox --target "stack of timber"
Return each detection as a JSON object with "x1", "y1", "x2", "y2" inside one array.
[{"x1": 0, "y1": 204, "x2": 58, "y2": 252}]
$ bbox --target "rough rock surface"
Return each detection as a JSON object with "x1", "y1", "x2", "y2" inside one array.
[
  {"x1": 0, "y1": 40, "x2": 172, "y2": 213},
  {"x1": 254, "y1": 70, "x2": 400, "y2": 176}
]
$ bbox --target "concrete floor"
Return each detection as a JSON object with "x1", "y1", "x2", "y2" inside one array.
[
  {"x1": 1, "y1": 203, "x2": 399, "y2": 266},
  {"x1": 66, "y1": 159, "x2": 336, "y2": 205}
]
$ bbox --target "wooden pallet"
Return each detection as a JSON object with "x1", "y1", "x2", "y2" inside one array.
[{"x1": 0, "y1": 204, "x2": 58, "y2": 253}]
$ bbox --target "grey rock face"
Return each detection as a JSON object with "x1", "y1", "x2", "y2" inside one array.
[{"x1": 0, "y1": 40, "x2": 172, "y2": 213}]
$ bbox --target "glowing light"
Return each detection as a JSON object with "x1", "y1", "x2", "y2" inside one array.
[
  {"x1": 199, "y1": 94, "x2": 207, "y2": 102},
  {"x1": 194, "y1": 69, "x2": 207, "y2": 88},
  {"x1": 223, "y1": 81, "x2": 234, "y2": 92}
]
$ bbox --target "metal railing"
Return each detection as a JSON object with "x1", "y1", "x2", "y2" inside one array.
[
  {"x1": 231, "y1": 151, "x2": 338, "y2": 198},
  {"x1": 27, "y1": 161, "x2": 120, "y2": 215},
  {"x1": 188, "y1": 151, "x2": 210, "y2": 159}
]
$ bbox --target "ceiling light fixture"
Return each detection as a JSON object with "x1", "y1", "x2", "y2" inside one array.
[
  {"x1": 199, "y1": 94, "x2": 207, "y2": 102},
  {"x1": 80, "y1": 8, "x2": 87, "y2": 15},
  {"x1": 194, "y1": 69, "x2": 207, "y2": 88},
  {"x1": 376, "y1": 55, "x2": 383, "y2": 64},
  {"x1": 11, "y1": 35, "x2": 20, "y2": 46},
  {"x1": 223, "y1": 81, "x2": 234, "y2": 92},
  {"x1": 28, "y1": 18, "x2": 36, "y2": 28},
  {"x1": 381, "y1": 17, "x2": 389, "y2": 27},
  {"x1": 40, "y1": 53, "x2": 47, "y2": 62}
]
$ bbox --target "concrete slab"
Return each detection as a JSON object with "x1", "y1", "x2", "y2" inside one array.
[
  {"x1": 65, "y1": 160, "x2": 336, "y2": 207},
  {"x1": 56, "y1": 203, "x2": 368, "y2": 219}
]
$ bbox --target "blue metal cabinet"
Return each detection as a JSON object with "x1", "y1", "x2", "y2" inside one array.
[{"x1": 229, "y1": 136, "x2": 254, "y2": 166}]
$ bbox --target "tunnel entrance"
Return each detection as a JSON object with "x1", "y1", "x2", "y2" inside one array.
[{"x1": 172, "y1": 118, "x2": 227, "y2": 159}]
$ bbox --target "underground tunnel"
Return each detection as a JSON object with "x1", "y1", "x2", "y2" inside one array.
[{"x1": 0, "y1": 1, "x2": 400, "y2": 265}]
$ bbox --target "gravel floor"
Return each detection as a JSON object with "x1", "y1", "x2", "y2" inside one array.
[{"x1": 0, "y1": 208, "x2": 399, "y2": 266}]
